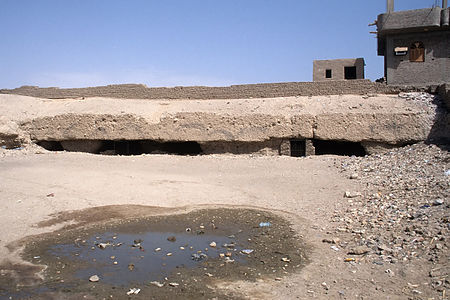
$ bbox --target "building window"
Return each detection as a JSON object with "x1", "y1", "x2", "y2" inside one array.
[
  {"x1": 344, "y1": 66, "x2": 357, "y2": 80},
  {"x1": 325, "y1": 69, "x2": 332, "y2": 78},
  {"x1": 410, "y1": 42, "x2": 425, "y2": 62}
]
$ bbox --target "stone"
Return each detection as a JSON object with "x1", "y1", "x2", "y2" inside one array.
[
  {"x1": 348, "y1": 246, "x2": 370, "y2": 255},
  {"x1": 89, "y1": 275, "x2": 99, "y2": 282},
  {"x1": 344, "y1": 191, "x2": 362, "y2": 198}
]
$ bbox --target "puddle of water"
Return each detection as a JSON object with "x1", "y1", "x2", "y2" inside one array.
[
  {"x1": 49, "y1": 231, "x2": 247, "y2": 286},
  {"x1": 2, "y1": 208, "x2": 306, "y2": 299}
]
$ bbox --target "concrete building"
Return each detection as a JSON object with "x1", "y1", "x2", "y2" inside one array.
[
  {"x1": 313, "y1": 58, "x2": 365, "y2": 82},
  {"x1": 377, "y1": 0, "x2": 450, "y2": 86}
]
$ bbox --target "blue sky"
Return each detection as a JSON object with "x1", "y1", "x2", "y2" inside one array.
[{"x1": 0, "y1": 0, "x2": 442, "y2": 88}]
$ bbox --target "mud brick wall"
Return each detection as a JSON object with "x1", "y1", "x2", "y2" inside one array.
[{"x1": 0, "y1": 80, "x2": 405, "y2": 100}]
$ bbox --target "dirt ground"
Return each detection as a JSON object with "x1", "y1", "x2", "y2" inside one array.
[{"x1": 0, "y1": 147, "x2": 448, "y2": 299}]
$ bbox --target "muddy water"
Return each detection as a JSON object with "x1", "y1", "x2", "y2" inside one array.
[{"x1": 1, "y1": 208, "x2": 307, "y2": 299}]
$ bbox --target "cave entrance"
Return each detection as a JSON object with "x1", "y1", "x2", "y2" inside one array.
[
  {"x1": 312, "y1": 139, "x2": 366, "y2": 157},
  {"x1": 37, "y1": 140, "x2": 203, "y2": 156}
]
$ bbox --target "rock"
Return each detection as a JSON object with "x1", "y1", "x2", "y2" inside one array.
[
  {"x1": 209, "y1": 241, "x2": 217, "y2": 247},
  {"x1": 344, "y1": 191, "x2": 362, "y2": 198},
  {"x1": 89, "y1": 275, "x2": 99, "y2": 282},
  {"x1": 167, "y1": 236, "x2": 176, "y2": 242},
  {"x1": 348, "y1": 246, "x2": 370, "y2": 255}
]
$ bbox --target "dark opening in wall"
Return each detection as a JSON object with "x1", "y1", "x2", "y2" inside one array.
[
  {"x1": 344, "y1": 66, "x2": 357, "y2": 80},
  {"x1": 325, "y1": 69, "x2": 332, "y2": 79},
  {"x1": 312, "y1": 140, "x2": 366, "y2": 157},
  {"x1": 37, "y1": 141, "x2": 64, "y2": 151},
  {"x1": 290, "y1": 140, "x2": 306, "y2": 157},
  {"x1": 38, "y1": 140, "x2": 203, "y2": 156}
]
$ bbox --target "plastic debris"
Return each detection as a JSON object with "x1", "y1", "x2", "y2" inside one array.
[
  {"x1": 344, "y1": 258, "x2": 355, "y2": 262},
  {"x1": 150, "y1": 281, "x2": 164, "y2": 287},
  {"x1": 97, "y1": 243, "x2": 110, "y2": 249},
  {"x1": 259, "y1": 222, "x2": 271, "y2": 227},
  {"x1": 445, "y1": 170, "x2": 450, "y2": 176},
  {"x1": 169, "y1": 282, "x2": 179, "y2": 287},
  {"x1": 126, "y1": 288, "x2": 141, "y2": 295},
  {"x1": 241, "y1": 249, "x2": 254, "y2": 255},
  {"x1": 191, "y1": 253, "x2": 208, "y2": 261}
]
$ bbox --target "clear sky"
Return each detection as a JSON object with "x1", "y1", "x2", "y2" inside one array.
[{"x1": 0, "y1": 0, "x2": 442, "y2": 88}]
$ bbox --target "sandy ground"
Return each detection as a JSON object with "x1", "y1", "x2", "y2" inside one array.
[
  {"x1": 0, "y1": 151, "x2": 372, "y2": 298},
  {"x1": 2, "y1": 149, "x2": 445, "y2": 299}
]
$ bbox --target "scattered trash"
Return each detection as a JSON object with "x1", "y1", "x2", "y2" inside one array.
[
  {"x1": 185, "y1": 228, "x2": 191, "y2": 232},
  {"x1": 167, "y1": 253, "x2": 173, "y2": 256},
  {"x1": 259, "y1": 222, "x2": 271, "y2": 227},
  {"x1": 432, "y1": 199, "x2": 444, "y2": 206},
  {"x1": 191, "y1": 253, "x2": 208, "y2": 261},
  {"x1": 167, "y1": 236, "x2": 176, "y2": 242},
  {"x1": 330, "y1": 245, "x2": 340, "y2": 251},
  {"x1": 224, "y1": 257, "x2": 235, "y2": 263},
  {"x1": 179, "y1": 246, "x2": 185, "y2": 250},
  {"x1": 126, "y1": 288, "x2": 141, "y2": 295},
  {"x1": 223, "y1": 243, "x2": 235, "y2": 248},
  {"x1": 281, "y1": 257, "x2": 290, "y2": 262},
  {"x1": 97, "y1": 243, "x2": 110, "y2": 249},
  {"x1": 445, "y1": 170, "x2": 450, "y2": 176},
  {"x1": 205, "y1": 272, "x2": 213, "y2": 277},
  {"x1": 89, "y1": 275, "x2": 99, "y2": 282},
  {"x1": 46, "y1": 193, "x2": 55, "y2": 197},
  {"x1": 225, "y1": 252, "x2": 232, "y2": 257},
  {"x1": 275, "y1": 277, "x2": 282, "y2": 281},
  {"x1": 128, "y1": 264, "x2": 135, "y2": 271},
  {"x1": 154, "y1": 248, "x2": 161, "y2": 252},
  {"x1": 209, "y1": 241, "x2": 217, "y2": 247},
  {"x1": 150, "y1": 281, "x2": 164, "y2": 288},
  {"x1": 241, "y1": 249, "x2": 254, "y2": 255},
  {"x1": 321, "y1": 282, "x2": 329, "y2": 290},
  {"x1": 169, "y1": 282, "x2": 179, "y2": 287},
  {"x1": 344, "y1": 258, "x2": 355, "y2": 262}
]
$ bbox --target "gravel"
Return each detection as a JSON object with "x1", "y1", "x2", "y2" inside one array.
[{"x1": 337, "y1": 142, "x2": 449, "y2": 292}]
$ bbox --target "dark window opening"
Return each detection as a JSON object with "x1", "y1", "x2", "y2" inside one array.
[
  {"x1": 290, "y1": 140, "x2": 306, "y2": 157},
  {"x1": 344, "y1": 66, "x2": 357, "y2": 80},
  {"x1": 325, "y1": 69, "x2": 332, "y2": 78},
  {"x1": 312, "y1": 140, "x2": 366, "y2": 157},
  {"x1": 38, "y1": 140, "x2": 203, "y2": 156},
  {"x1": 410, "y1": 41, "x2": 424, "y2": 62}
]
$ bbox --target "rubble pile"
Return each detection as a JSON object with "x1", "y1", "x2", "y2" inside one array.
[{"x1": 338, "y1": 142, "x2": 449, "y2": 292}]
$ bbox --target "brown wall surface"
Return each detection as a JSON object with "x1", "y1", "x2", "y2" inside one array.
[
  {"x1": 313, "y1": 58, "x2": 365, "y2": 82},
  {"x1": 0, "y1": 80, "x2": 404, "y2": 100}
]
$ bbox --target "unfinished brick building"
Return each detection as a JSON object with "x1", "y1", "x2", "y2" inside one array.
[
  {"x1": 377, "y1": 0, "x2": 450, "y2": 86},
  {"x1": 313, "y1": 58, "x2": 365, "y2": 82}
]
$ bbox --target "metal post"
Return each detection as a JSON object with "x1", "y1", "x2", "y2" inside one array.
[{"x1": 387, "y1": 0, "x2": 394, "y2": 12}]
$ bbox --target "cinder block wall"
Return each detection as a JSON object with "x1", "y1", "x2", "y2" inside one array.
[{"x1": 385, "y1": 31, "x2": 450, "y2": 86}]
